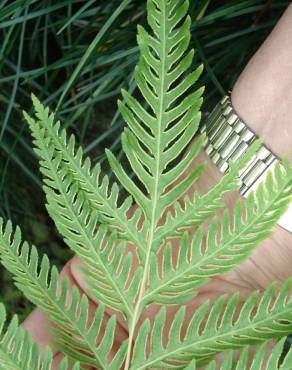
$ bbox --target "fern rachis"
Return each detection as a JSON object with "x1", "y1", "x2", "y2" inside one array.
[{"x1": 0, "y1": 0, "x2": 292, "y2": 369}]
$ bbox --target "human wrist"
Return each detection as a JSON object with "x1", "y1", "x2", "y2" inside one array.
[
  {"x1": 193, "y1": 4, "x2": 292, "y2": 230},
  {"x1": 201, "y1": 93, "x2": 292, "y2": 233},
  {"x1": 231, "y1": 4, "x2": 292, "y2": 158}
]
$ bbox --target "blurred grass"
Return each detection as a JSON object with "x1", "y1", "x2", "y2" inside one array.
[{"x1": 0, "y1": 0, "x2": 290, "y2": 320}]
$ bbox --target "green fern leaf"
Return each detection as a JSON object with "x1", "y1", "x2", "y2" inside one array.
[
  {"x1": 110, "y1": 0, "x2": 204, "y2": 222},
  {"x1": 111, "y1": 1, "x2": 209, "y2": 366},
  {"x1": 184, "y1": 338, "x2": 292, "y2": 370},
  {"x1": 264, "y1": 340, "x2": 292, "y2": 370},
  {"x1": 145, "y1": 158, "x2": 292, "y2": 304},
  {"x1": 24, "y1": 110, "x2": 141, "y2": 318},
  {"x1": 235, "y1": 338, "x2": 292, "y2": 370},
  {"x1": 154, "y1": 139, "x2": 262, "y2": 242},
  {"x1": 131, "y1": 278, "x2": 292, "y2": 369},
  {"x1": 0, "y1": 303, "x2": 80, "y2": 370},
  {"x1": 24, "y1": 97, "x2": 147, "y2": 260},
  {"x1": 0, "y1": 220, "x2": 127, "y2": 370}
]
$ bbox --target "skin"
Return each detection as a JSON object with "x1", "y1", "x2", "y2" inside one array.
[{"x1": 23, "y1": 4, "x2": 292, "y2": 369}]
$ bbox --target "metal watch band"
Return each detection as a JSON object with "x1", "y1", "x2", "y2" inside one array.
[{"x1": 201, "y1": 95, "x2": 292, "y2": 233}]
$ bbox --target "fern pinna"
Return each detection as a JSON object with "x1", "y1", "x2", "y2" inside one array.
[{"x1": 0, "y1": 0, "x2": 292, "y2": 369}]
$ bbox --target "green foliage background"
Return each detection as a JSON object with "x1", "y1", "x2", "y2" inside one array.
[{"x1": 0, "y1": 0, "x2": 290, "y2": 320}]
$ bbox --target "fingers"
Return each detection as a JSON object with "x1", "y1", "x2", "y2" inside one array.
[{"x1": 22, "y1": 308, "x2": 56, "y2": 354}]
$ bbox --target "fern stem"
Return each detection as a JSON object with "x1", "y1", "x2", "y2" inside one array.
[
  {"x1": 124, "y1": 2, "x2": 168, "y2": 368},
  {"x1": 124, "y1": 243, "x2": 152, "y2": 370},
  {"x1": 125, "y1": 2, "x2": 167, "y2": 370}
]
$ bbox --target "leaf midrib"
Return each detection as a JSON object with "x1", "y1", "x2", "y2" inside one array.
[
  {"x1": 125, "y1": 4, "x2": 169, "y2": 369},
  {"x1": 154, "y1": 170, "x2": 238, "y2": 242},
  {"x1": 136, "y1": 294, "x2": 292, "y2": 369},
  {"x1": 28, "y1": 128, "x2": 111, "y2": 369},
  {"x1": 145, "y1": 172, "x2": 292, "y2": 302},
  {"x1": 3, "y1": 238, "x2": 102, "y2": 369},
  {"x1": 46, "y1": 160, "x2": 133, "y2": 317},
  {"x1": 40, "y1": 132, "x2": 134, "y2": 316},
  {"x1": 41, "y1": 118, "x2": 146, "y2": 256}
]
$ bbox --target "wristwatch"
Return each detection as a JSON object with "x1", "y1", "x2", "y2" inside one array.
[{"x1": 201, "y1": 95, "x2": 292, "y2": 233}]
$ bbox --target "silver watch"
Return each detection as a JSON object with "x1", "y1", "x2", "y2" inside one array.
[{"x1": 201, "y1": 95, "x2": 292, "y2": 233}]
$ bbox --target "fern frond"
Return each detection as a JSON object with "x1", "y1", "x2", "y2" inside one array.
[
  {"x1": 253, "y1": 339, "x2": 292, "y2": 370},
  {"x1": 14, "y1": 1, "x2": 292, "y2": 369},
  {"x1": 47, "y1": 179, "x2": 142, "y2": 318},
  {"x1": 0, "y1": 220, "x2": 127, "y2": 370},
  {"x1": 24, "y1": 98, "x2": 147, "y2": 260},
  {"x1": 229, "y1": 338, "x2": 292, "y2": 370},
  {"x1": 184, "y1": 338, "x2": 292, "y2": 370},
  {"x1": 109, "y1": 0, "x2": 204, "y2": 222},
  {"x1": 24, "y1": 110, "x2": 141, "y2": 318},
  {"x1": 0, "y1": 304, "x2": 50, "y2": 370},
  {"x1": 154, "y1": 140, "x2": 262, "y2": 243},
  {"x1": 110, "y1": 2, "x2": 210, "y2": 367},
  {"x1": 0, "y1": 303, "x2": 79, "y2": 370},
  {"x1": 131, "y1": 279, "x2": 292, "y2": 369},
  {"x1": 145, "y1": 158, "x2": 292, "y2": 304}
]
